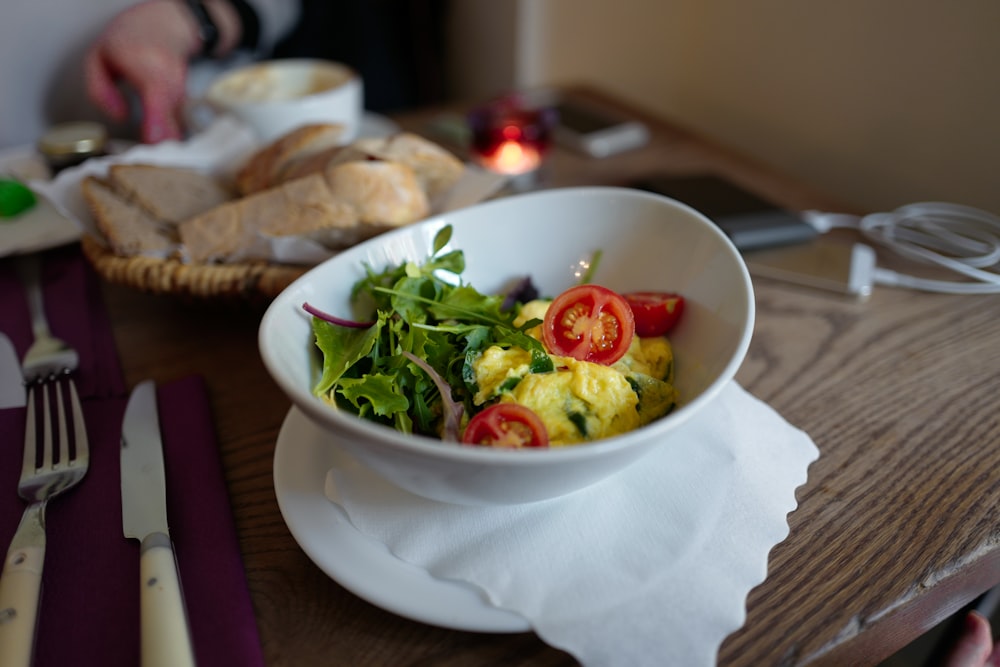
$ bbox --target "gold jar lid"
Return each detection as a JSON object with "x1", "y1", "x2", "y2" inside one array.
[{"x1": 37, "y1": 121, "x2": 108, "y2": 161}]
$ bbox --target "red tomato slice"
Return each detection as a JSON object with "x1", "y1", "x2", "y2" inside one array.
[
  {"x1": 624, "y1": 292, "x2": 685, "y2": 337},
  {"x1": 462, "y1": 404, "x2": 549, "y2": 448},
  {"x1": 542, "y1": 284, "x2": 635, "y2": 365}
]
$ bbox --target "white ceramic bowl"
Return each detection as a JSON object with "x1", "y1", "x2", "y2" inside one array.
[{"x1": 259, "y1": 186, "x2": 754, "y2": 505}]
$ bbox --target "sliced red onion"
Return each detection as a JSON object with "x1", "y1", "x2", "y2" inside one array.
[
  {"x1": 302, "y1": 302, "x2": 375, "y2": 328},
  {"x1": 402, "y1": 350, "x2": 464, "y2": 441}
]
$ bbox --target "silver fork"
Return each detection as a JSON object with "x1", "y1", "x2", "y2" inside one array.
[
  {"x1": 0, "y1": 256, "x2": 90, "y2": 667},
  {"x1": 18, "y1": 256, "x2": 79, "y2": 379}
]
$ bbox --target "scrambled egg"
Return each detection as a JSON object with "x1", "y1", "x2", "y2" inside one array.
[{"x1": 471, "y1": 300, "x2": 678, "y2": 446}]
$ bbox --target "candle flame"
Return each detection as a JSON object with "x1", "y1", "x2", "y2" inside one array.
[{"x1": 489, "y1": 140, "x2": 540, "y2": 175}]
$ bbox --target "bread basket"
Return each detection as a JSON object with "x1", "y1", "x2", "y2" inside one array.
[{"x1": 81, "y1": 234, "x2": 307, "y2": 299}]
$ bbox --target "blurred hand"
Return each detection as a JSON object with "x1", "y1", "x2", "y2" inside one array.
[
  {"x1": 945, "y1": 612, "x2": 1000, "y2": 667},
  {"x1": 84, "y1": 1, "x2": 200, "y2": 143}
]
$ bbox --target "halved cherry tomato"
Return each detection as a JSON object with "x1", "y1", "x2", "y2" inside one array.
[
  {"x1": 542, "y1": 284, "x2": 635, "y2": 365},
  {"x1": 462, "y1": 404, "x2": 549, "y2": 448},
  {"x1": 624, "y1": 292, "x2": 685, "y2": 337}
]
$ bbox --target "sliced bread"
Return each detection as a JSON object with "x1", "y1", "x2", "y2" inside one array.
[
  {"x1": 81, "y1": 176, "x2": 176, "y2": 258},
  {"x1": 351, "y1": 132, "x2": 465, "y2": 200},
  {"x1": 324, "y1": 160, "x2": 429, "y2": 226},
  {"x1": 234, "y1": 123, "x2": 346, "y2": 196},
  {"x1": 178, "y1": 173, "x2": 361, "y2": 263},
  {"x1": 275, "y1": 144, "x2": 372, "y2": 187},
  {"x1": 107, "y1": 163, "x2": 232, "y2": 225}
]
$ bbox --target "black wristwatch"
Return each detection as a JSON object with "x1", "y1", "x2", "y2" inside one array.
[
  {"x1": 183, "y1": 0, "x2": 261, "y2": 58},
  {"x1": 184, "y1": 0, "x2": 220, "y2": 57},
  {"x1": 228, "y1": 0, "x2": 260, "y2": 51}
]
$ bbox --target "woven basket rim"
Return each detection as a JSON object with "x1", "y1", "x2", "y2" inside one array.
[{"x1": 80, "y1": 235, "x2": 307, "y2": 299}]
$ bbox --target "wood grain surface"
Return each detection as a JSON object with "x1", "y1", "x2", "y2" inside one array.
[{"x1": 102, "y1": 87, "x2": 1000, "y2": 666}]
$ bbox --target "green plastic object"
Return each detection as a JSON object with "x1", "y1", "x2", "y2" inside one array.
[{"x1": 0, "y1": 179, "x2": 37, "y2": 218}]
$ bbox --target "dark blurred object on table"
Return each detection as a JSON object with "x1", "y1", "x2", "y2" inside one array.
[{"x1": 272, "y1": 0, "x2": 452, "y2": 113}]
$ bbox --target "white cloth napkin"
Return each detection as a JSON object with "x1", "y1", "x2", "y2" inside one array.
[
  {"x1": 324, "y1": 381, "x2": 819, "y2": 667},
  {"x1": 30, "y1": 117, "x2": 507, "y2": 265}
]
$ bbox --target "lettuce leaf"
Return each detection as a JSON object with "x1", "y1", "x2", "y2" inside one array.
[
  {"x1": 311, "y1": 312, "x2": 384, "y2": 396},
  {"x1": 308, "y1": 225, "x2": 543, "y2": 437}
]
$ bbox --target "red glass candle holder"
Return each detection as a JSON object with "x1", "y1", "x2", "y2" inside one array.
[{"x1": 467, "y1": 95, "x2": 557, "y2": 176}]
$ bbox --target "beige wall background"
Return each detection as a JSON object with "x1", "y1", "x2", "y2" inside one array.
[{"x1": 449, "y1": 0, "x2": 1000, "y2": 215}]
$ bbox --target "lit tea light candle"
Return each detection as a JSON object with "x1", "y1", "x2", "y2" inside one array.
[
  {"x1": 489, "y1": 126, "x2": 542, "y2": 174},
  {"x1": 468, "y1": 96, "x2": 556, "y2": 177}
]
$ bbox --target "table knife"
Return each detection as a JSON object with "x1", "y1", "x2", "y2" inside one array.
[
  {"x1": 120, "y1": 380, "x2": 196, "y2": 667},
  {"x1": 0, "y1": 333, "x2": 25, "y2": 408}
]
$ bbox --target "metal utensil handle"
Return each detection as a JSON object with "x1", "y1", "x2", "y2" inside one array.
[
  {"x1": 0, "y1": 504, "x2": 46, "y2": 667},
  {"x1": 139, "y1": 532, "x2": 196, "y2": 667},
  {"x1": 14, "y1": 256, "x2": 51, "y2": 344}
]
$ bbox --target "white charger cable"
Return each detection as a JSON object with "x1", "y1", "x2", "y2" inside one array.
[{"x1": 801, "y1": 202, "x2": 1000, "y2": 295}]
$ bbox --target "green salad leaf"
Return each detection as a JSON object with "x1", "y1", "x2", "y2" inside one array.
[{"x1": 309, "y1": 225, "x2": 543, "y2": 438}]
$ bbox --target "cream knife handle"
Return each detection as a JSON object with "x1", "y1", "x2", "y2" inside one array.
[
  {"x1": 0, "y1": 504, "x2": 46, "y2": 667},
  {"x1": 139, "y1": 532, "x2": 196, "y2": 667}
]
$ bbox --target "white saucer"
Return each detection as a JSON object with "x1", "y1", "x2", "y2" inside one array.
[
  {"x1": 272, "y1": 406, "x2": 531, "y2": 633},
  {"x1": 0, "y1": 140, "x2": 135, "y2": 257}
]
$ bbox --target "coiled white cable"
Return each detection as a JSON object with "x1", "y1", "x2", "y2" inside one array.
[{"x1": 801, "y1": 202, "x2": 1000, "y2": 294}]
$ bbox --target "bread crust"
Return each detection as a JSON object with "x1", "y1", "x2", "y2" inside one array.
[
  {"x1": 81, "y1": 176, "x2": 176, "y2": 258},
  {"x1": 352, "y1": 133, "x2": 465, "y2": 200},
  {"x1": 178, "y1": 173, "x2": 360, "y2": 263},
  {"x1": 234, "y1": 123, "x2": 346, "y2": 196},
  {"x1": 275, "y1": 144, "x2": 372, "y2": 187},
  {"x1": 324, "y1": 160, "x2": 429, "y2": 226},
  {"x1": 107, "y1": 163, "x2": 232, "y2": 225}
]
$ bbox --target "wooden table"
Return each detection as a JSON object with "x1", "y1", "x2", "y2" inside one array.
[{"x1": 103, "y1": 88, "x2": 1000, "y2": 666}]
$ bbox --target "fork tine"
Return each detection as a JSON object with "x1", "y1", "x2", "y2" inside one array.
[
  {"x1": 42, "y1": 381, "x2": 57, "y2": 471},
  {"x1": 53, "y1": 378, "x2": 70, "y2": 466},
  {"x1": 66, "y1": 377, "x2": 88, "y2": 461},
  {"x1": 22, "y1": 385, "x2": 38, "y2": 477}
]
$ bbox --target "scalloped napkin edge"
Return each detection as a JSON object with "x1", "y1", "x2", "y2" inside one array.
[{"x1": 323, "y1": 380, "x2": 819, "y2": 666}]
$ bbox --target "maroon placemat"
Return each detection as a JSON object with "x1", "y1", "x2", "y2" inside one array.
[
  {"x1": 0, "y1": 247, "x2": 264, "y2": 666},
  {"x1": 0, "y1": 245, "x2": 124, "y2": 399}
]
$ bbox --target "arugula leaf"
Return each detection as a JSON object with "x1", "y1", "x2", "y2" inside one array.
[
  {"x1": 373, "y1": 284, "x2": 510, "y2": 327},
  {"x1": 425, "y1": 248, "x2": 464, "y2": 275},
  {"x1": 432, "y1": 224, "x2": 452, "y2": 253},
  {"x1": 432, "y1": 285, "x2": 508, "y2": 325},
  {"x1": 389, "y1": 276, "x2": 442, "y2": 324},
  {"x1": 578, "y1": 249, "x2": 603, "y2": 285},
  {"x1": 308, "y1": 224, "x2": 555, "y2": 438}
]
